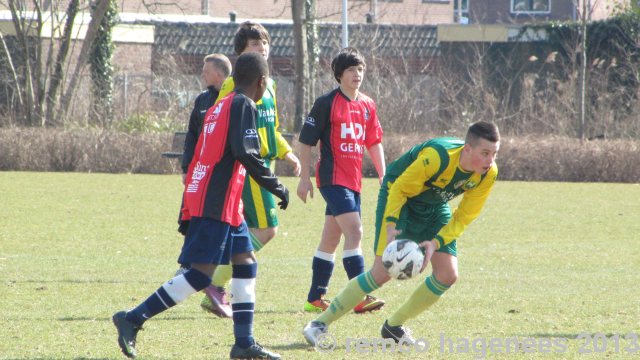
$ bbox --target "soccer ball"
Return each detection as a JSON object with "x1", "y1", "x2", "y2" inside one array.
[{"x1": 382, "y1": 240, "x2": 424, "y2": 280}]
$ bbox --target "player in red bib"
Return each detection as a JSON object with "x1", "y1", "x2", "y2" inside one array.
[
  {"x1": 297, "y1": 47, "x2": 386, "y2": 314},
  {"x1": 113, "y1": 53, "x2": 287, "y2": 360}
]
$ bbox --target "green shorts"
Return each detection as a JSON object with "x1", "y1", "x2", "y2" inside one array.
[
  {"x1": 374, "y1": 180, "x2": 457, "y2": 257},
  {"x1": 242, "y1": 159, "x2": 279, "y2": 229}
]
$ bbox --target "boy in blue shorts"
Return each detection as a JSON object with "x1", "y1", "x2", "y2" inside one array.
[
  {"x1": 201, "y1": 21, "x2": 301, "y2": 318},
  {"x1": 303, "y1": 121, "x2": 500, "y2": 346},
  {"x1": 112, "y1": 53, "x2": 288, "y2": 360},
  {"x1": 297, "y1": 47, "x2": 386, "y2": 314}
]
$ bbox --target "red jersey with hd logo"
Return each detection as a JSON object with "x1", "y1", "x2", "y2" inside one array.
[
  {"x1": 298, "y1": 88, "x2": 383, "y2": 192},
  {"x1": 182, "y1": 91, "x2": 287, "y2": 226}
]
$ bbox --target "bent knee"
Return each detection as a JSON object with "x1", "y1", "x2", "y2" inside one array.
[
  {"x1": 252, "y1": 227, "x2": 277, "y2": 244},
  {"x1": 435, "y1": 271, "x2": 458, "y2": 287}
]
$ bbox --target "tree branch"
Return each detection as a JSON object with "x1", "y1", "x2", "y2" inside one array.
[
  {"x1": 0, "y1": 30, "x2": 24, "y2": 106},
  {"x1": 58, "y1": 0, "x2": 110, "y2": 123}
]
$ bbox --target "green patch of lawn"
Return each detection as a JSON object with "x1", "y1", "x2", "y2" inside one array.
[{"x1": 1, "y1": 172, "x2": 638, "y2": 359}]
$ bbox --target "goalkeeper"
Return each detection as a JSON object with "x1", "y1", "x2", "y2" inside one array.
[{"x1": 303, "y1": 121, "x2": 500, "y2": 346}]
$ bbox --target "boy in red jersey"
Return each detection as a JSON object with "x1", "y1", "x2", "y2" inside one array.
[
  {"x1": 297, "y1": 47, "x2": 386, "y2": 314},
  {"x1": 112, "y1": 53, "x2": 287, "y2": 360}
]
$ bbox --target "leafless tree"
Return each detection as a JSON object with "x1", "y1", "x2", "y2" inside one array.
[{"x1": 2, "y1": 0, "x2": 113, "y2": 126}]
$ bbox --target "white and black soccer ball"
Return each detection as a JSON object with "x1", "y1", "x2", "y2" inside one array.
[{"x1": 382, "y1": 240, "x2": 424, "y2": 280}]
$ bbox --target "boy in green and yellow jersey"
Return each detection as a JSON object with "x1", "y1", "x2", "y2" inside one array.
[
  {"x1": 201, "y1": 21, "x2": 301, "y2": 318},
  {"x1": 303, "y1": 121, "x2": 500, "y2": 346}
]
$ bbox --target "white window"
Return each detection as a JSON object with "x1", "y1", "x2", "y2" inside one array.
[
  {"x1": 512, "y1": 0, "x2": 550, "y2": 13},
  {"x1": 454, "y1": 0, "x2": 469, "y2": 12}
]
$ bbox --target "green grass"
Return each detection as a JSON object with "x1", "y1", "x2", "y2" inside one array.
[{"x1": 1, "y1": 172, "x2": 639, "y2": 359}]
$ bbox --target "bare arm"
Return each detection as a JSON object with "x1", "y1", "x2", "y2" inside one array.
[
  {"x1": 284, "y1": 151, "x2": 301, "y2": 177},
  {"x1": 296, "y1": 143, "x2": 314, "y2": 203},
  {"x1": 367, "y1": 142, "x2": 386, "y2": 184}
]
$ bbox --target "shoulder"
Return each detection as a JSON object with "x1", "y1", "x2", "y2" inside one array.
[
  {"x1": 416, "y1": 146, "x2": 444, "y2": 168},
  {"x1": 485, "y1": 164, "x2": 498, "y2": 181},
  {"x1": 223, "y1": 76, "x2": 234, "y2": 87},
  {"x1": 220, "y1": 77, "x2": 235, "y2": 94},
  {"x1": 357, "y1": 92, "x2": 375, "y2": 104},
  {"x1": 310, "y1": 89, "x2": 339, "y2": 110},
  {"x1": 317, "y1": 88, "x2": 341, "y2": 104},
  {"x1": 231, "y1": 92, "x2": 256, "y2": 109},
  {"x1": 195, "y1": 89, "x2": 210, "y2": 100}
]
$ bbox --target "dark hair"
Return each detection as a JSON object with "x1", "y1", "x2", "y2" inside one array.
[
  {"x1": 465, "y1": 121, "x2": 500, "y2": 144},
  {"x1": 331, "y1": 47, "x2": 366, "y2": 83},
  {"x1": 233, "y1": 21, "x2": 271, "y2": 55},
  {"x1": 233, "y1": 52, "x2": 269, "y2": 88},
  {"x1": 203, "y1": 53, "x2": 232, "y2": 78}
]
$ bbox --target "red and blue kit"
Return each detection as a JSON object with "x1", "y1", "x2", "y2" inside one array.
[
  {"x1": 298, "y1": 88, "x2": 383, "y2": 192},
  {"x1": 182, "y1": 91, "x2": 286, "y2": 226}
]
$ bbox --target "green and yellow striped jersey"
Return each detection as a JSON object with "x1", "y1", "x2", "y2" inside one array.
[
  {"x1": 217, "y1": 76, "x2": 292, "y2": 160},
  {"x1": 383, "y1": 137, "x2": 498, "y2": 248}
]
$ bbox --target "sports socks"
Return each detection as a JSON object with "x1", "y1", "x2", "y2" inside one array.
[
  {"x1": 387, "y1": 274, "x2": 450, "y2": 327},
  {"x1": 317, "y1": 270, "x2": 380, "y2": 325},
  {"x1": 307, "y1": 250, "x2": 335, "y2": 302},
  {"x1": 211, "y1": 232, "x2": 263, "y2": 288},
  {"x1": 125, "y1": 269, "x2": 211, "y2": 327},
  {"x1": 342, "y1": 248, "x2": 365, "y2": 279},
  {"x1": 231, "y1": 263, "x2": 258, "y2": 348}
]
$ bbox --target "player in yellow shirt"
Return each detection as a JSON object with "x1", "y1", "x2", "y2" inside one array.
[
  {"x1": 303, "y1": 121, "x2": 500, "y2": 345},
  {"x1": 201, "y1": 21, "x2": 301, "y2": 318}
]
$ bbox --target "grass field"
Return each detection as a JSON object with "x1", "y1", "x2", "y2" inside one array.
[{"x1": 1, "y1": 172, "x2": 639, "y2": 359}]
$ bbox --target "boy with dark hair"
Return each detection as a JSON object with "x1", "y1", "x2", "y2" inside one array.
[
  {"x1": 201, "y1": 20, "x2": 301, "y2": 318},
  {"x1": 297, "y1": 47, "x2": 387, "y2": 314},
  {"x1": 112, "y1": 52, "x2": 287, "y2": 360},
  {"x1": 303, "y1": 121, "x2": 500, "y2": 347}
]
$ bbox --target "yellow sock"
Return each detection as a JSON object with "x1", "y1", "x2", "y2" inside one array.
[
  {"x1": 211, "y1": 233, "x2": 265, "y2": 288},
  {"x1": 317, "y1": 270, "x2": 379, "y2": 325},
  {"x1": 387, "y1": 274, "x2": 449, "y2": 327},
  {"x1": 211, "y1": 264, "x2": 233, "y2": 288}
]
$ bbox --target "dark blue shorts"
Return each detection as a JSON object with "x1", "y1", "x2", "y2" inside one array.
[
  {"x1": 320, "y1": 185, "x2": 361, "y2": 217},
  {"x1": 178, "y1": 217, "x2": 252, "y2": 265}
]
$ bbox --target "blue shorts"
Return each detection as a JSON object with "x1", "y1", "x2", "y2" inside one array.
[
  {"x1": 320, "y1": 185, "x2": 361, "y2": 217},
  {"x1": 178, "y1": 217, "x2": 253, "y2": 265}
]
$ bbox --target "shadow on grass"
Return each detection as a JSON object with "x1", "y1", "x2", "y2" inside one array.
[
  {"x1": 56, "y1": 315, "x2": 211, "y2": 322},
  {"x1": 14, "y1": 279, "x2": 157, "y2": 284},
  {"x1": 255, "y1": 309, "x2": 304, "y2": 315},
  {"x1": 270, "y1": 342, "x2": 315, "y2": 351},
  {"x1": 4, "y1": 358, "x2": 113, "y2": 360},
  {"x1": 526, "y1": 332, "x2": 624, "y2": 339},
  {"x1": 50, "y1": 311, "x2": 297, "y2": 322}
]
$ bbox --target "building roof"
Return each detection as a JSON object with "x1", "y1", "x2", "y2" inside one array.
[{"x1": 150, "y1": 21, "x2": 439, "y2": 59}]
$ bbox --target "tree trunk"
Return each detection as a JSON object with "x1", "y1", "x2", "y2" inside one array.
[
  {"x1": 46, "y1": 0, "x2": 79, "y2": 126},
  {"x1": 33, "y1": 1, "x2": 45, "y2": 126},
  {"x1": 306, "y1": 0, "x2": 318, "y2": 121},
  {"x1": 8, "y1": 0, "x2": 35, "y2": 125},
  {"x1": 0, "y1": 31, "x2": 24, "y2": 108},
  {"x1": 292, "y1": 0, "x2": 309, "y2": 132},
  {"x1": 58, "y1": 0, "x2": 111, "y2": 123}
]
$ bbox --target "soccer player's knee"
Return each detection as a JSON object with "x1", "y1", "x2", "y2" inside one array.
[
  {"x1": 264, "y1": 227, "x2": 277, "y2": 242},
  {"x1": 232, "y1": 251, "x2": 257, "y2": 264},
  {"x1": 344, "y1": 223, "x2": 363, "y2": 241},
  {"x1": 440, "y1": 270, "x2": 458, "y2": 286},
  {"x1": 253, "y1": 227, "x2": 277, "y2": 243},
  {"x1": 434, "y1": 268, "x2": 458, "y2": 286}
]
